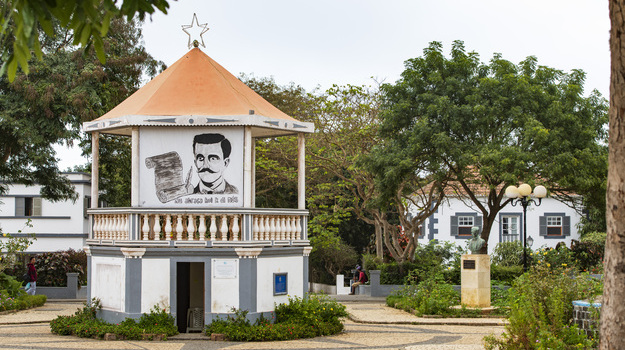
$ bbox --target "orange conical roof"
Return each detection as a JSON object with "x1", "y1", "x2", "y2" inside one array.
[{"x1": 95, "y1": 48, "x2": 294, "y2": 121}]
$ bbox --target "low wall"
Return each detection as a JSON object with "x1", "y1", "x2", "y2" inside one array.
[
  {"x1": 309, "y1": 282, "x2": 336, "y2": 295},
  {"x1": 573, "y1": 299, "x2": 601, "y2": 337},
  {"x1": 36, "y1": 273, "x2": 85, "y2": 299}
]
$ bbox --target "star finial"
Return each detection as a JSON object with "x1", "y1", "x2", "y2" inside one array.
[{"x1": 182, "y1": 13, "x2": 209, "y2": 49}]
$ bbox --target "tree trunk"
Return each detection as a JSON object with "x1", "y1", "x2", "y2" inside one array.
[
  {"x1": 601, "y1": 1, "x2": 625, "y2": 348},
  {"x1": 375, "y1": 223, "x2": 384, "y2": 260}
]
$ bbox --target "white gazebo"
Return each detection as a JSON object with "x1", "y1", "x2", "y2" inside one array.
[{"x1": 83, "y1": 46, "x2": 314, "y2": 331}]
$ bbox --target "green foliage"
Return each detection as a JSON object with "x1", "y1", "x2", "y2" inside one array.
[
  {"x1": 491, "y1": 241, "x2": 525, "y2": 267},
  {"x1": 0, "y1": 0, "x2": 169, "y2": 81},
  {"x1": 0, "y1": 272, "x2": 24, "y2": 298},
  {"x1": 0, "y1": 18, "x2": 162, "y2": 201},
  {"x1": 34, "y1": 249, "x2": 87, "y2": 287},
  {"x1": 50, "y1": 299, "x2": 178, "y2": 340},
  {"x1": 532, "y1": 246, "x2": 574, "y2": 270},
  {"x1": 386, "y1": 273, "x2": 460, "y2": 316},
  {"x1": 484, "y1": 265, "x2": 602, "y2": 349},
  {"x1": 366, "y1": 241, "x2": 463, "y2": 285},
  {"x1": 375, "y1": 40, "x2": 608, "y2": 250},
  {"x1": 0, "y1": 286, "x2": 46, "y2": 311},
  {"x1": 571, "y1": 232, "x2": 605, "y2": 273},
  {"x1": 309, "y1": 230, "x2": 358, "y2": 284},
  {"x1": 491, "y1": 265, "x2": 524, "y2": 285},
  {"x1": 205, "y1": 294, "x2": 348, "y2": 341}
]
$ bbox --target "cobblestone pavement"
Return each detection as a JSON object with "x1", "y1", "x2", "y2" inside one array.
[{"x1": 0, "y1": 301, "x2": 505, "y2": 350}]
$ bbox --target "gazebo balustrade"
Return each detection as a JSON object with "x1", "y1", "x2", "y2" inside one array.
[{"x1": 88, "y1": 208, "x2": 308, "y2": 244}]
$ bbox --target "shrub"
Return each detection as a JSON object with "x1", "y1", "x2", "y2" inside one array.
[
  {"x1": 484, "y1": 265, "x2": 603, "y2": 349},
  {"x1": 490, "y1": 264, "x2": 524, "y2": 285},
  {"x1": 205, "y1": 294, "x2": 347, "y2": 341},
  {"x1": 491, "y1": 241, "x2": 524, "y2": 267},
  {"x1": 309, "y1": 231, "x2": 358, "y2": 284},
  {"x1": 366, "y1": 241, "x2": 463, "y2": 285},
  {"x1": 532, "y1": 246, "x2": 574, "y2": 271},
  {"x1": 35, "y1": 249, "x2": 87, "y2": 287},
  {"x1": 0, "y1": 290, "x2": 46, "y2": 312},
  {"x1": 571, "y1": 232, "x2": 605, "y2": 273},
  {"x1": 50, "y1": 299, "x2": 178, "y2": 340},
  {"x1": 387, "y1": 273, "x2": 460, "y2": 316}
]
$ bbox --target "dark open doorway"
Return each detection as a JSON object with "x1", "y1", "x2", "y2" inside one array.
[{"x1": 176, "y1": 262, "x2": 205, "y2": 333}]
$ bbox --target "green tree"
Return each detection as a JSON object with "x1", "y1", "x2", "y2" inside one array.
[
  {"x1": 0, "y1": 0, "x2": 169, "y2": 81},
  {"x1": 0, "y1": 18, "x2": 163, "y2": 201},
  {"x1": 377, "y1": 41, "x2": 607, "y2": 252}
]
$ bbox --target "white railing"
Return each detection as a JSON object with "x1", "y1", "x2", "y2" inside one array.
[
  {"x1": 90, "y1": 209, "x2": 306, "y2": 243},
  {"x1": 92, "y1": 214, "x2": 130, "y2": 240},
  {"x1": 502, "y1": 234, "x2": 520, "y2": 243},
  {"x1": 252, "y1": 215, "x2": 302, "y2": 241}
]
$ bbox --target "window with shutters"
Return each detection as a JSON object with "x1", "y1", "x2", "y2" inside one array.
[
  {"x1": 450, "y1": 213, "x2": 482, "y2": 238},
  {"x1": 15, "y1": 197, "x2": 42, "y2": 217},
  {"x1": 539, "y1": 213, "x2": 570, "y2": 238}
]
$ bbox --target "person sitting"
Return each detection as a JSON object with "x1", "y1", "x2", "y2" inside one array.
[{"x1": 349, "y1": 265, "x2": 367, "y2": 295}]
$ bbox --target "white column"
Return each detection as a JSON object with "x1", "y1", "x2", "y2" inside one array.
[
  {"x1": 297, "y1": 133, "x2": 305, "y2": 209},
  {"x1": 243, "y1": 126, "x2": 253, "y2": 207},
  {"x1": 251, "y1": 138, "x2": 256, "y2": 208},
  {"x1": 91, "y1": 132, "x2": 99, "y2": 208},
  {"x1": 131, "y1": 127, "x2": 140, "y2": 207}
]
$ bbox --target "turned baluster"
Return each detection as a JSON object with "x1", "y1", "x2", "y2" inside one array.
[
  {"x1": 295, "y1": 216, "x2": 302, "y2": 240},
  {"x1": 164, "y1": 215, "x2": 172, "y2": 241},
  {"x1": 220, "y1": 215, "x2": 228, "y2": 241},
  {"x1": 209, "y1": 215, "x2": 217, "y2": 241},
  {"x1": 253, "y1": 216, "x2": 260, "y2": 240},
  {"x1": 259, "y1": 216, "x2": 266, "y2": 240},
  {"x1": 121, "y1": 215, "x2": 128, "y2": 240},
  {"x1": 279, "y1": 217, "x2": 286, "y2": 240},
  {"x1": 231, "y1": 215, "x2": 240, "y2": 241},
  {"x1": 141, "y1": 215, "x2": 150, "y2": 240},
  {"x1": 198, "y1": 215, "x2": 207, "y2": 241},
  {"x1": 175, "y1": 215, "x2": 184, "y2": 240},
  {"x1": 187, "y1": 214, "x2": 196, "y2": 240},
  {"x1": 286, "y1": 216, "x2": 294, "y2": 240},
  {"x1": 153, "y1": 215, "x2": 162, "y2": 240},
  {"x1": 269, "y1": 217, "x2": 276, "y2": 241}
]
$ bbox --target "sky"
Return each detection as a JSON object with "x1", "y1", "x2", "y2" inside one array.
[{"x1": 56, "y1": 0, "x2": 610, "y2": 170}]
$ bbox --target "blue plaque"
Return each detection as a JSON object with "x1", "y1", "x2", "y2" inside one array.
[{"x1": 273, "y1": 273, "x2": 288, "y2": 295}]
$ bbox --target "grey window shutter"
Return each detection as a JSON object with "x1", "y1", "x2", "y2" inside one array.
[
  {"x1": 476, "y1": 215, "x2": 483, "y2": 232},
  {"x1": 84, "y1": 196, "x2": 91, "y2": 219},
  {"x1": 450, "y1": 215, "x2": 458, "y2": 236},
  {"x1": 33, "y1": 198, "x2": 42, "y2": 216},
  {"x1": 420, "y1": 223, "x2": 426, "y2": 237},
  {"x1": 539, "y1": 216, "x2": 546, "y2": 236},
  {"x1": 15, "y1": 198, "x2": 25, "y2": 216},
  {"x1": 563, "y1": 216, "x2": 571, "y2": 236}
]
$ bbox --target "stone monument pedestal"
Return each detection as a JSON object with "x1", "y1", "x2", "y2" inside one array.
[{"x1": 460, "y1": 254, "x2": 490, "y2": 308}]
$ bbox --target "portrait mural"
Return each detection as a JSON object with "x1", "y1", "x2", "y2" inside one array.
[{"x1": 139, "y1": 127, "x2": 244, "y2": 207}]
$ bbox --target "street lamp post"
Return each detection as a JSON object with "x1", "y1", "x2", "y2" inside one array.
[{"x1": 505, "y1": 184, "x2": 547, "y2": 272}]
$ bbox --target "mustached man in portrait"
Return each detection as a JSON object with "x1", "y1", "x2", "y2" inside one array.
[{"x1": 186, "y1": 133, "x2": 239, "y2": 195}]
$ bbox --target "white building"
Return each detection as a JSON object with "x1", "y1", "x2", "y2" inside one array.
[
  {"x1": 0, "y1": 172, "x2": 91, "y2": 253},
  {"x1": 82, "y1": 46, "x2": 313, "y2": 332},
  {"x1": 417, "y1": 194, "x2": 582, "y2": 252}
]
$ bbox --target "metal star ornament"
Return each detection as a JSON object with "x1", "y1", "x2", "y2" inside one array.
[{"x1": 182, "y1": 13, "x2": 209, "y2": 49}]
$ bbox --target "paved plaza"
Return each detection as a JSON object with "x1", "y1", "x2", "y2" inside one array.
[{"x1": 0, "y1": 299, "x2": 505, "y2": 350}]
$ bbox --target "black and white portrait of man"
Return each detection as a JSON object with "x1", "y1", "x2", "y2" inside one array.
[
  {"x1": 187, "y1": 133, "x2": 239, "y2": 195},
  {"x1": 140, "y1": 127, "x2": 243, "y2": 207}
]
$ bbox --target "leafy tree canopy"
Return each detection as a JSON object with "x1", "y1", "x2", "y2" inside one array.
[
  {"x1": 0, "y1": 18, "x2": 163, "y2": 200},
  {"x1": 375, "y1": 40, "x2": 608, "y2": 250},
  {"x1": 0, "y1": 0, "x2": 169, "y2": 81}
]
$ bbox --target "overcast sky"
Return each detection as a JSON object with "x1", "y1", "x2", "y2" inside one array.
[{"x1": 57, "y1": 0, "x2": 610, "y2": 169}]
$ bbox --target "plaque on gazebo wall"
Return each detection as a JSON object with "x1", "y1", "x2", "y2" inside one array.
[{"x1": 140, "y1": 127, "x2": 244, "y2": 207}]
